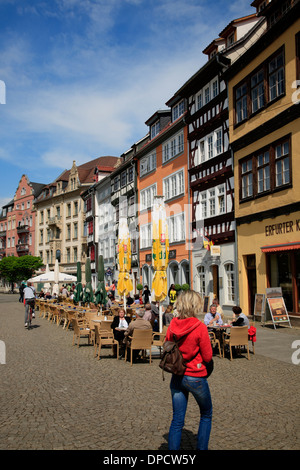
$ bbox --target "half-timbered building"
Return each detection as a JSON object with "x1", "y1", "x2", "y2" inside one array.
[{"x1": 167, "y1": 11, "x2": 264, "y2": 314}]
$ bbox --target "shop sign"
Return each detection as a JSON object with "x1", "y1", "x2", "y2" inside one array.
[
  {"x1": 265, "y1": 218, "x2": 300, "y2": 237},
  {"x1": 210, "y1": 246, "x2": 220, "y2": 256}
]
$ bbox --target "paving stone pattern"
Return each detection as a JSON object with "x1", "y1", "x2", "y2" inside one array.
[{"x1": 0, "y1": 295, "x2": 299, "y2": 451}]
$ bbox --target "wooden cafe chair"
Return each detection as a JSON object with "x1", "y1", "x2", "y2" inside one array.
[
  {"x1": 124, "y1": 329, "x2": 153, "y2": 366},
  {"x1": 222, "y1": 326, "x2": 250, "y2": 360}
]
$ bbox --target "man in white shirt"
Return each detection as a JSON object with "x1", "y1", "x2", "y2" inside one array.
[
  {"x1": 24, "y1": 282, "x2": 36, "y2": 326},
  {"x1": 204, "y1": 305, "x2": 223, "y2": 327}
]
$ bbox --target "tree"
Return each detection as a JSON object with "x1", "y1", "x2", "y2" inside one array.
[{"x1": 0, "y1": 256, "x2": 43, "y2": 291}]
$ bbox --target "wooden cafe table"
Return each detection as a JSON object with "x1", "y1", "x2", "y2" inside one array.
[{"x1": 208, "y1": 323, "x2": 232, "y2": 348}]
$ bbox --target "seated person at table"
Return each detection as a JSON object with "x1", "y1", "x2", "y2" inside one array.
[
  {"x1": 38, "y1": 290, "x2": 45, "y2": 298},
  {"x1": 111, "y1": 308, "x2": 131, "y2": 354},
  {"x1": 126, "y1": 294, "x2": 134, "y2": 306},
  {"x1": 123, "y1": 308, "x2": 152, "y2": 359},
  {"x1": 143, "y1": 303, "x2": 154, "y2": 327},
  {"x1": 212, "y1": 297, "x2": 223, "y2": 316},
  {"x1": 106, "y1": 294, "x2": 116, "y2": 308},
  {"x1": 163, "y1": 304, "x2": 174, "y2": 326},
  {"x1": 204, "y1": 305, "x2": 223, "y2": 327},
  {"x1": 150, "y1": 301, "x2": 160, "y2": 332},
  {"x1": 231, "y1": 306, "x2": 250, "y2": 328},
  {"x1": 134, "y1": 294, "x2": 140, "y2": 304}
]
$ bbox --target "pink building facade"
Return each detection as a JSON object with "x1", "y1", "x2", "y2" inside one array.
[{"x1": 0, "y1": 175, "x2": 45, "y2": 258}]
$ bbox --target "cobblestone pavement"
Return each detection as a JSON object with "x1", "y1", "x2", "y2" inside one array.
[{"x1": 0, "y1": 294, "x2": 299, "y2": 451}]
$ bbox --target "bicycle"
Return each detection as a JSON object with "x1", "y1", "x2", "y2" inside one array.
[{"x1": 25, "y1": 299, "x2": 35, "y2": 330}]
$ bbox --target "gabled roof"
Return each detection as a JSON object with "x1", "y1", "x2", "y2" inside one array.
[
  {"x1": 219, "y1": 13, "x2": 257, "y2": 38},
  {"x1": 31, "y1": 182, "x2": 46, "y2": 197},
  {"x1": 56, "y1": 156, "x2": 121, "y2": 185}
]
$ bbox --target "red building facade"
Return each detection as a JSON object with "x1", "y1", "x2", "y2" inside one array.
[{"x1": 0, "y1": 175, "x2": 45, "y2": 258}]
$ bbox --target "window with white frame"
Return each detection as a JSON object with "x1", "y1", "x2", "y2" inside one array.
[
  {"x1": 163, "y1": 169, "x2": 184, "y2": 201},
  {"x1": 212, "y1": 79, "x2": 218, "y2": 98},
  {"x1": 150, "y1": 121, "x2": 160, "y2": 139},
  {"x1": 140, "y1": 224, "x2": 152, "y2": 249},
  {"x1": 195, "y1": 76, "x2": 219, "y2": 111},
  {"x1": 196, "y1": 127, "x2": 223, "y2": 165},
  {"x1": 119, "y1": 198, "x2": 128, "y2": 217},
  {"x1": 197, "y1": 266, "x2": 206, "y2": 297},
  {"x1": 168, "y1": 213, "x2": 185, "y2": 243},
  {"x1": 199, "y1": 184, "x2": 226, "y2": 219},
  {"x1": 225, "y1": 263, "x2": 235, "y2": 302},
  {"x1": 196, "y1": 92, "x2": 202, "y2": 110},
  {"x1": 140, "y1": 151, "x2": 156, "y2": 177},
  {"x1": 110, "y1": 237, "x2": 115, "y2": 258},
  {"x1": 163, "y1": 130, "x2": 184, "y2": 163},
  {"x1": 140, "y1": 184, "x2": 157, "y2": 211},
  {"x1": 172, "y1": 100, "x2": 184, "y2": 122},
  {"x1": 121, "y1": 171, "x2": 127, "y2": 187},
  {"x1": 128, "y1": 196, "x2": 135, "y2": 217}
]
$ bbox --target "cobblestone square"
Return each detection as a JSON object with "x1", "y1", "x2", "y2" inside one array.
[{"x1": 0, "y1": 295, "x2": 299, "y2": 451}]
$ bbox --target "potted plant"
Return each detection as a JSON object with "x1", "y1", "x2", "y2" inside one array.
[
  {"x1": 137, "y1": 284, "x2": 143, "y2": 292},
  {"x1": 181, "y1": 283, "x2": 190, "y2": 291}
]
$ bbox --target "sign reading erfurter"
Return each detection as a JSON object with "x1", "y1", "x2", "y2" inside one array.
[{"x1": 265, "y1": 218, "x2": 300, "y2": 236}]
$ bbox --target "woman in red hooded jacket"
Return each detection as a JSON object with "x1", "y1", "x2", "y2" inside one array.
[{"x1": 165, "y1": 289, "x2": 213, "y2": 450}]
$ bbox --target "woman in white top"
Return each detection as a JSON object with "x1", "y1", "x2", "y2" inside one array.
[{"x1": 111, "y1": 308, "x2": 131, "y2": 354}]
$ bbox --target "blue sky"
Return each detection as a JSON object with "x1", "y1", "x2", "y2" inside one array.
[{"x1": 0, "y1": 0, "x2": 254, "y2": 206}]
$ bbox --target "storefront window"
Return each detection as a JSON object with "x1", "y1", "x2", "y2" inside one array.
[
  {"x1": 269, "y1": 252, "x2": 293, "y2": 311},
  {"x1": 297, "y1": 252, "x2": 300, "y2": 313}
]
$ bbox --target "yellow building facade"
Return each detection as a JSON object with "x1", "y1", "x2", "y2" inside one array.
[{"x1": 227, "y1": 0, "x2": 300, "y2": 317}]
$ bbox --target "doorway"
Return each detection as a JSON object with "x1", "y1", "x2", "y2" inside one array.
[
  {"x1": 211, "y1": 264, "x2": 219, "y2": 300},
  {"x1": 246, "y1": 254, "x2": 257, "y2": 316}
]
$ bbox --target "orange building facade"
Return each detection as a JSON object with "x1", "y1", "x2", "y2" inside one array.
[{"x1": 136, "y1": 103, "x2": 191, "y2": 299}]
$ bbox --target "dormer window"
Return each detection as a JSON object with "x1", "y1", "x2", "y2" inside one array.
[
  {"x1": 172, "y1": 99, "x2": 185, "y2": 122},
  {"x1": 150, "y1": 120, "x2": 160, "y2": 139},
  {"x1": 227, "y1": 32, "x2": 235, "y2": 47}
]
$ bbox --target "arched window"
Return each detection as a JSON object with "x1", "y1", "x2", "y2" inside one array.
[{"x1": 180, "y1": 261, "x2": 190, "y2": 286}]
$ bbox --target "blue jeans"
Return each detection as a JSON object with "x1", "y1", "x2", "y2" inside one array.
[
  {"x1": 168, "y1": 375, "x2": 213, "y2": 450},
  {"x1": 25, "y1": 299, "x2": 35, "y2": 323}
]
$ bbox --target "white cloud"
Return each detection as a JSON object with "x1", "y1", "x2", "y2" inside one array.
[
  {"x1": 0, "y1": 0, "x2": 254, "y2": 188},
  {"x1": 0, "y1": 197, "x2": 12, "y2": 208}
]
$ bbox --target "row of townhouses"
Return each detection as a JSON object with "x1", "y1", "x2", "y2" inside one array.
[{"x1": 0, "y1": 0, "x2": 299, "y2": 319}]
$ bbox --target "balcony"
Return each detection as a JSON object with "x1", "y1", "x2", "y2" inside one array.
[
  {"x1": 16, "y1": 243, "x2": 29, "y2": 253},
  {"x1": 47, "y1": 216, "x2": 62, "y2": 227},
  {"x1": 17, "y1": 224, "x2": 29, "y2": 234}
]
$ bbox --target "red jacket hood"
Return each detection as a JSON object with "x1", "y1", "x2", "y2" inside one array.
[{"x1": 168, "y1": 317, "x2": 201, "y2": 340}]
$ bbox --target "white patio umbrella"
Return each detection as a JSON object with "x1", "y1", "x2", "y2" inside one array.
[
  {"x1": 44, "y1": 263, "x2": 51, "y2": 291},
  {"x1": 27, "y1": 271, "x2": 77, "y2": 283},
  {"x1": 52, "y1": 259, "x2": 60, "y2": 296},
  {"x1": 27, "y1": 260, "x2": 77, "y2": 284}
]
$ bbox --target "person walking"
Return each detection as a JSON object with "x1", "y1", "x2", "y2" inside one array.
[
  {"x1": 23, "y1": 282, "x2": 36, "y2": 327},
  {"x1": 165, "y1": 289, "x2": 213, "y2": 451},
  {"x1": 19, "y1": 282, "x2": 25, "y2": 303}
]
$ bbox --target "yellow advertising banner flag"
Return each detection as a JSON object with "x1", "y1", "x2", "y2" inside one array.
[
  {"x1": 151, "y1": 197, "x2": 169, "y2": 302},
  {"x1": 117, "y1": 218, "x2": 133, "y2": 296}
]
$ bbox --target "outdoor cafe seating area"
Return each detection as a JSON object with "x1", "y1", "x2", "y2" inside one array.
[
  {"x1": 34, "y1": 296, "x2": 256, "y2": 365},
  {"x1": 31, "y1": 206, "x2": 256, "y2": 366}
]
